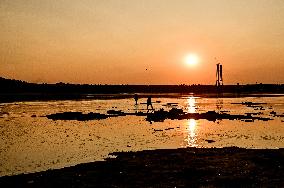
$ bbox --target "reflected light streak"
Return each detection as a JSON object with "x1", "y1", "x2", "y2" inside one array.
[
  {"x1": 186, "y1": 119, "x2": 198, "y2": 147},
  {"x1": 187, "y1": 97, "x2": 196, "y2": 113}
]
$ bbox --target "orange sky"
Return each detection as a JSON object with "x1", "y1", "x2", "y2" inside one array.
[{"x1": 0, "y1": 0, "x2": 284, "y2": 84}]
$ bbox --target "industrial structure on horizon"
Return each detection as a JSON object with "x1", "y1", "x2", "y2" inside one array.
[{"x1": 216, "y1": 63, "x2": 223, "y2": 87}]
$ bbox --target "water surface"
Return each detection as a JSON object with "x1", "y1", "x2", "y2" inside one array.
[{"x1": 0, "y1": 95, "x2": 283, "y2": 176}]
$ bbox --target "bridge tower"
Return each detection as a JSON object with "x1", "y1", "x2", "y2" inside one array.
[{"x1": 216, "y1": 63, "x2": 223, "y2": 87}]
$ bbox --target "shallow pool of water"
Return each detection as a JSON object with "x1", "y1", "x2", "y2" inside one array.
[{"x1": 0, "y1": 95, "x2": 283, "y2": 176}]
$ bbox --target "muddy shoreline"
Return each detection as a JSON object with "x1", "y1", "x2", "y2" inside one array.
[
  {"x1": 1, "y1": 147, "x2": 283, "y2": 187},
  {"x1": 46, "y1": 108, "x2": 273, "y2": 122}
]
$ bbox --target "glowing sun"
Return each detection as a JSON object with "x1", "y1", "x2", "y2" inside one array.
[{"x1": 184, "y1": 54, "x2": 199, "y2": 66}]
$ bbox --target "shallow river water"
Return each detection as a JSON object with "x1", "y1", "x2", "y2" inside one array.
[{"x1": 0, "y1": 94, "x2": 283, "y2": 176}]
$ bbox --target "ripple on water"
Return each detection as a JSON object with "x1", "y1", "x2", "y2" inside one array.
[{"x1": 0, "y1": 96, "x2": 283, "y2": 176}]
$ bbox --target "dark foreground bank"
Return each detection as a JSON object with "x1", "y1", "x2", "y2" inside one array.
[{"x1": 1, "y1": 147, "x2": 283, "y2": 187}]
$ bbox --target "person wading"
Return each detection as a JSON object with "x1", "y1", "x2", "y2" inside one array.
[
  {"x1": 134, "y1": 94, "x2": 138, "y2": 105},
  {"x1": 147, "y1": 96, "x2": 154, "y2": 112}
]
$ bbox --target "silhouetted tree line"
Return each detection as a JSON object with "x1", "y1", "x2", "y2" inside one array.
[{"x1": 0, "y1": 77, "x2": 283, "y2": 102}]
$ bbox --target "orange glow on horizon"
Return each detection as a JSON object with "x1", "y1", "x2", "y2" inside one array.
[{"x1": 0, "y1": 1, "x2": 284, "y2": 84}]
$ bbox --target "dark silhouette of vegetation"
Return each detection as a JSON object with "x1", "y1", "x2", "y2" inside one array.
[{"x1": 0, "y1": 77, "x2": 283, "y2": 103}]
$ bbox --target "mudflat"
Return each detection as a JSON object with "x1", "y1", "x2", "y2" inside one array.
[{"x1": 1, "y1": 147, "x2": 283, "y2": 187}]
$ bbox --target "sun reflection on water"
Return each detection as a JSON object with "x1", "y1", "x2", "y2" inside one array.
[
  {"x1": 186, "y1": 119, "x2": 198, "y2": 147},
  {"x1": 187, "y1": 97, "x2": 196, "y2": 113}
]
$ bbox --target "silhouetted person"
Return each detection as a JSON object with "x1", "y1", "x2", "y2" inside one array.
[
  {"x1": 134, "y1": 94, "x2": 138, "y2": 105},
  {"x1": 147, "y1": 96, "x2": 154, "y2": 112}
]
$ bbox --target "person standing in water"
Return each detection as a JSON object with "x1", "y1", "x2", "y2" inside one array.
[
  {"x1": 147, "y1": 96, "x2": 154, "y2": 112},
  {"x1": 134, "y1": 94, "x2": 138, "y2": 105}
]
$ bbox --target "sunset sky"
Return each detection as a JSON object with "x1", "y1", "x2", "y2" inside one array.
[{"x1": 0, "y1": 0, "x2": 283, "y2": 84}]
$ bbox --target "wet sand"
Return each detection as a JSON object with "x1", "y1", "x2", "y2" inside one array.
[{"x1": 1, "y1": 147, "x2": 283, "y2": 187}]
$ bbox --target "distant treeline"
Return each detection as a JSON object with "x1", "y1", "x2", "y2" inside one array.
[
  {"x1": 0, "y1": 77, "x2": 284, "y2": 102},
  {"x1": 1, "y1": 77, "x2": 283, "y2": 94}
]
